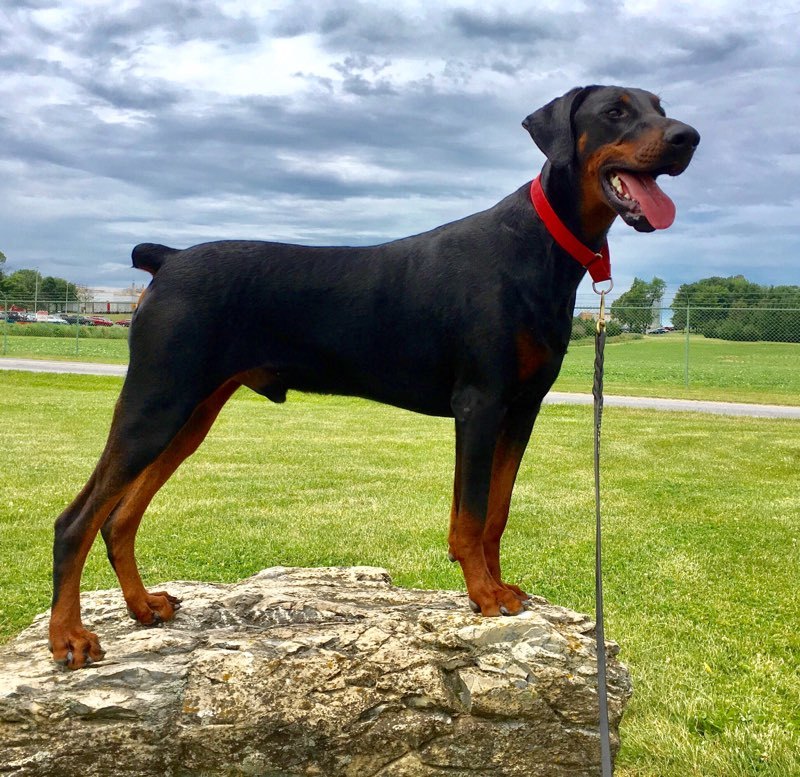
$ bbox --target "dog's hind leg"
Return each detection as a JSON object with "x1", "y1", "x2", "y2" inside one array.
[
  {"x1": 49, "y1": 469, "x2": 124, "y2": 668},
  {"x1": 100, "y1": 379, "x2": 240, "y2": 627},
  {"x1": 49, "y1": 372, "x2": 231, "y2": 669},
  {"x1": 447, "y1": 431, "x2": 463, "y2": 563}
]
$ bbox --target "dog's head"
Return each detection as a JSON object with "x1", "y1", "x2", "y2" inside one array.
[{"x1": 523, "y1": 85, "x2": 700, "y2": 233}]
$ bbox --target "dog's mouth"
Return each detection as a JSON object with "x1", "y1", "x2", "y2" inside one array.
[{"x1": 601, "y1": 167, "x2": 682, "y2": 233}]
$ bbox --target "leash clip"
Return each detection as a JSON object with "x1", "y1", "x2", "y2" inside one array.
[
  {"x1": 595, "y1": 287, "x2": 608, "y2": 335},
  {"x1": 593, "y1": 277, "x2": 612, "y2": 334}
]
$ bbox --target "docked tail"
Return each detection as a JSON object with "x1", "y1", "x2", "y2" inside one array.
[{"x1": 131, "y1": 243, "x2": 180, "y2": 276}]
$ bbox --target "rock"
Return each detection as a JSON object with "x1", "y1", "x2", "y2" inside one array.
[{"x1": 0, "y1": 567, "x2": 631, "y2": 776}]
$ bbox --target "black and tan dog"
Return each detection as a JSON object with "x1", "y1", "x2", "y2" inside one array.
[{"x1": 49, "y1": 86, "x2": 698, "y2": 668}]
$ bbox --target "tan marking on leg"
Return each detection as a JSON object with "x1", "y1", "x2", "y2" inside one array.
[
  {"x1": 449, "y1": 507, "x2": 524, "y2": 617},
  {"x1": 50, "y1": 483, "x2": 129, "y2": 667},
  {"x1": 105, "y1": 380, "x2": 239, "y2": 622}
]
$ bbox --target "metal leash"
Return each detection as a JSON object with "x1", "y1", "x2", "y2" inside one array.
[{"x1": 593, "y1": 283, "x2": 613, "y2": 777}]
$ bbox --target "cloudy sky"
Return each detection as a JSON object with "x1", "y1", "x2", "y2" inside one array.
[{"x1": 1, "y1": 0, "x2": 798, "y2": 302}]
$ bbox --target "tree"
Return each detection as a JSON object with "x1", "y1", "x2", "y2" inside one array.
[
  {"x1": 40, "y1": 275, "x2": 78, "y2": 303},
  {"x1": 610, "y1": 277, "x2": 666, "y2": 333},
  {"x1": 3, "y1": 269, "x2": 39, "y2": 299},
  {"x1": 671, "y1": 276, "x2": 800, "y2": 342},
  {"x1": 76, "y1": 285, "x2": 94, "y2": 304},
  {"x1": 2, "y1": 269, "x2": 79, "y2": 307},
  {"x1": 0, "y1": 250, "x2": 6, "y2": 289},
  {"x1": 671, "y1": 275, "x2": 762, "y2": 331}
]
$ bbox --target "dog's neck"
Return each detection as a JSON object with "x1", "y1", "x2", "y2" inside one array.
[
  {"x1": 539, "y1": 162, "x2": 615, "y2": 250},
  {"x1": 533, "y1": 165, "x2": 612, "y2": 284}
]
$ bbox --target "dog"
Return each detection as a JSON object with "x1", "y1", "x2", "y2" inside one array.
[{"x1": 49, "y1": 85, "x2": 698, "y2": 668}]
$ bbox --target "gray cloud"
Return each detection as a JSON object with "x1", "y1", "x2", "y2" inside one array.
[
  {"x1": 272, "y1": 1, "x2": 416, "y2": 50},
  {"x1": 450, "y1": 9, "x2": 566, "y2": 43},
  {"x1": 0, "y1": 0, "x2": 798, "y2": 298},
  {"x1": 66, "y1": 0, "x2": 261, "y2": 52}
]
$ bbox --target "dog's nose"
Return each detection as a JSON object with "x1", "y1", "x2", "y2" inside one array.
[{"x1": 664, "y1": 121, "x2": 700, "y2": 150}]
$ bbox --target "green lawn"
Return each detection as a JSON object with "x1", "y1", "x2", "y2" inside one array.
[
  {"x1": 0, "y1": 370, "x2": 798, "y2": 776},
  {"x1": 0, "y1": 332, "x2": 130, "y2": 363},
  {"x1": 556, "y1": 334, "x2": 800, "y2": 405}
]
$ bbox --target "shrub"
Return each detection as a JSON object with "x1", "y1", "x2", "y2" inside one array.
[
  {"x1": 570, "y1": 317, "x2": 595, "y2": 340},
  {"x1": 2, "y1": 323, "x2": 128, "y2": 339}
]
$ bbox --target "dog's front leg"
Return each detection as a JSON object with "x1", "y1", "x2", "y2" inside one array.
[
  {"x1": 482, "y1": 398, "x2": 541, "y2": 602},
  {"x1": 448, "y1": 391, "x2": 525, "y2": 617}
]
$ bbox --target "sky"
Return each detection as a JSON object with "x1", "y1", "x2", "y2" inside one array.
[{"x1": 1, "y1": 0, "x2": 799, "y2": 303}]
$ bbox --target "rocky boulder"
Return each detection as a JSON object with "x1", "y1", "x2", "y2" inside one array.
[{"x1": 0, "y1": 567, "x2": 631, "y2": 776}]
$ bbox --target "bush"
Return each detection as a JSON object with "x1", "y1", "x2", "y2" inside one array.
[
  {"x1": 570, "y1": 317, "x2": 595, "y2": 340},
  {"x1": 2, "y1": 323, "x2": 128, "y2": 339},
  {"x1": 715, "y1": 320, "x2": 761, "y2": 342},
  {"x1": 570, "y1": 318, "x2": 623, "y2": 340}
]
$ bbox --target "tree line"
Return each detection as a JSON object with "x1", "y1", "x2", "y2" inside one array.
[
  {"x1": 0, "y1": 251, "x2": 81, "y2": 304},
  {"x1": 606, "y1": 274, "x2": 800, "y2": 343},
  {"x1": 671, "y1": 276, "x2": 800, "y2": 342}
]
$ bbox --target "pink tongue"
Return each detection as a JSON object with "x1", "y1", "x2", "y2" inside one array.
[{"x1": 617, "y1": 172, "x2": 676, "y2": 229}]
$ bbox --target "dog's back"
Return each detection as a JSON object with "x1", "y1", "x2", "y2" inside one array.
[{"x1": 130, "y1": 186, "x2": 546, "y2": 415}]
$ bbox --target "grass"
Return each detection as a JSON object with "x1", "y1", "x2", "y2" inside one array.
[
  {"x1": 0, "y1": 332, "x2": 130, "y2": 363},
  {"x1": 556, "y1": 334, "x2": 800, "y2": 405},
  {"x1": 0, "y1": 370, "x2": 798, "y2": 776},
  {"x1": 4, "y1": 330, "x2": 800, "y2": 404}
]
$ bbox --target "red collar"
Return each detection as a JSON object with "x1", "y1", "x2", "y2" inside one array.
[{"x1": 529, "y1": 175, "x2": 611, "y2": 283}]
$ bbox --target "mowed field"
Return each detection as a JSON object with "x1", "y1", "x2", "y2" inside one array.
[
  {"x1": 557, "y1": 334, "x2": 800, "y2": 405},
  {"x1": 0, "y1": 366, "x2": 798, "y2": 776}
]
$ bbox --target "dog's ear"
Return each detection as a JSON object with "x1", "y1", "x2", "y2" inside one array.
[{"x1": 522, "y1": 86, "x2": 594, "y2": 167}]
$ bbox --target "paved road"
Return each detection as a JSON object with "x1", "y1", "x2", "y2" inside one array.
[
  {"x1": 545, "y1": 391, "x2": 800, "y2": 419},
  {"x1": 3, "y1": 357, "x2": 800, "y2": 419},
  {"x1": 1, "y1": 358, "x2": 127, "y2": 377}
]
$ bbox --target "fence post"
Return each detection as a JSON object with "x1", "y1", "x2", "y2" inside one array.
[
  {"x1": 684, "y1": 302, "x2": 691, "y2": 389},
  {"x1": 2, "y1": 296, "x2": 7, "y2": 356},
  {"x1": 74, "y1": 309, "x2": 81, "y2": 357}
]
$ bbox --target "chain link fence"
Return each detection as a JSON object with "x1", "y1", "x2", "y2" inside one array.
[
  {"x1": 570, "y1": 302, "x2": 800, "y2": 395},
  {"x1": 2, "y1": 296, "x2": 799, "y2": 401},
  {"x1": 573, "y1": 304, "x2": 800, "y2": 340},
  {"x1": 1, "y1": 295, "x2": 131, "y2": 358},
  {"x1": 0, "y1": 294, "x2": 136, "y2": 317}
]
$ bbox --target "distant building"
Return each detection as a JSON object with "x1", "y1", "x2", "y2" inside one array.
[
  {"x1": 83, "y1": 283, "x2": 147, "y2": 314},
  {"x1": 3, "y1": 284, "x2": 145, "y2": 315},
  {"x1": 577, "y1": 310, "x2": 616, "y2": 323}
]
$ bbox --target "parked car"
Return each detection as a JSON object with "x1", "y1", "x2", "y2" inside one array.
[
  {"x1": 43, "y1": 315, "x2": 69, "y2": 324},
  {"x1": 646, "y1": 327, "x2": 667, "y2": 335},
  {"x1": 88, "y1": 316, "x2": 114, "y2": 327},
  {"x1": 62, "y1": 315, "x2": 94, "y2": 326},
  {"x1": 3, "y1": 312, "x2": 23, "y2": 323},
  {"x1": 114, "y1": 319, "x2": 131, "y2": 327}
]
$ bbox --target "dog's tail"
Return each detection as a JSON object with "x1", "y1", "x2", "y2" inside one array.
[{"x1": 131, "y1": 243, "x2": 180, "y2": 276}]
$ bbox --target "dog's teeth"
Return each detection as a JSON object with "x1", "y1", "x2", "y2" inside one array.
[{"x1": 610, "y1": 174, "x2": 624, "y2": 196}]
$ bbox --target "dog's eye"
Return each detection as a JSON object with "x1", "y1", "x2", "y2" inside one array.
[{"x1": 605, "y1": 107, "x2": 625, "y2": 119}]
